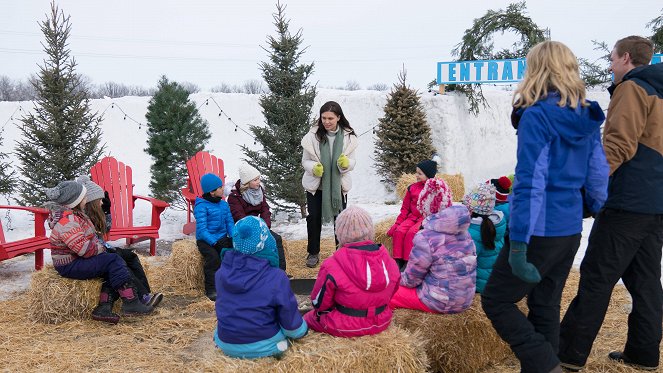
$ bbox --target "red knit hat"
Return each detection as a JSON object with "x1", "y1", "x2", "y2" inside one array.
[
  {"x1": 488, "y1": 176, "x2": 512, "y2": 202},
  {"x1": 417, "y1": 178, "x2": 453, "y2": 217}
]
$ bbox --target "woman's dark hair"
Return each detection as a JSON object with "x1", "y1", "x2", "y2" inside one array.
[
  {"x1": 472, "y1": 212, "x2": 496, "y2": 249},
  {"x1": 315, "y1": 101, "x2": 355, "y2": 144},
  {"x1": 84, "y1": 199, "x2": 108, "y2": 236}
]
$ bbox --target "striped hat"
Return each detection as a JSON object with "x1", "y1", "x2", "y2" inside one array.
[
  {"x1": 335, "y1": 206, "x2": 375, "y2": 246},
  {"x1": 417, "y1": 178, "x2": 453, "y2": 217},
  {"x1": 488, "y1": 176, "x2": 512, "y2": 202}
]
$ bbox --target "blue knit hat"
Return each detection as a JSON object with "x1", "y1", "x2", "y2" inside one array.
[
  {"x1": 200, "y1": 173, "x2": 223, "y2": 194},
  {"x1": 232, "y1": 216, "x2": 276, "y2": 255}
]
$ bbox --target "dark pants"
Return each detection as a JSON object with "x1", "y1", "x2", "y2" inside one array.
[
  {"x1": 114, "y1": 248, "x2": 151, "y2": 296},
  {"x1": 481, "y1": 234, "x2": 581, "y2": 373},
  {"x1": 559, "y1": 208, "x2": 663, "y2": 368},
  {"x1": 55, "y1": 252, "x2": 131, "y2": 290},
  {"x1": 197, "y1": 237, "x2": 233, "y2": 293},
  {"x1": 306, "y1": 191, "x2": 347, "y2": 255},
  {"x1": 271, "y1": 229, "x2": 287, "y2": 271}
]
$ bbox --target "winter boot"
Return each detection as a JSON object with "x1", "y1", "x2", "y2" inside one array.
[
  {"x1": 141, "y1": 292, "x2": 164, "y2": 308},
  {"x1": 118, "y1": 283, "x2": 154, "y2": 316},
  {"x1": 91, "y1": 287, "x2": 120, "y2": 324}
]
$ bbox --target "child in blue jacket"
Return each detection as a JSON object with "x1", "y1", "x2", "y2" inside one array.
[
  {"x1": 195, "y1": 173, "x2": 234, "y2": 301},
  {"x1": 214, "y1": 216, "x2": 307, "y2": 358},
  {"x1": 462, "y1": 183, "x2": 506, "y2": 294}
]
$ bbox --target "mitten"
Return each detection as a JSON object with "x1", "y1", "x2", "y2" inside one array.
[
  {"x1": 337, "y1": 154, "x2": 349, "y2": 169},
  {"x1": 387, "y1": 224, "x2": 397, "y2": 237},
  {"x1": 508, "y1": 241, "x2": 541, "y2": 283},
  {"x1": 101, "y1": 191, "x2": 112, "y2": 215},
  {"x1": 312, "y1": 163, "x2": 324, "y2": 177}
]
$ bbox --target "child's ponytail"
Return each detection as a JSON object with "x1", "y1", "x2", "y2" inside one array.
[{"x1": 474, "y1": 213, "x2": 496, "y2": 249}]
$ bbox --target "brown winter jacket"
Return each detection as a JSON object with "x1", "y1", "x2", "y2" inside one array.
[{"x1": 227, "y1": 179, "x2": 272, "y2": 228}]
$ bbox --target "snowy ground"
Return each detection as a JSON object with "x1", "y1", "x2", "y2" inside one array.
[{"x1": 0, "y1": 88, "x2": 655, "y2": 301}]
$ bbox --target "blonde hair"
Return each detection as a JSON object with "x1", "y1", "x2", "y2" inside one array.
[
  {"x1": 513, "y1": 41, "x2": 586, "y2": 109},
  {"x1": 239, "y1": 182, "x2": 250, "y2": 193}
]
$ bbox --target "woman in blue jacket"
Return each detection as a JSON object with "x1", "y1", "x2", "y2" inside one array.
[{"x1": 480, "y1": 41, "x2": 609, "y2": 373}]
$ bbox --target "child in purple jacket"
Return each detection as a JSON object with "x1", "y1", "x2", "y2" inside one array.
[{"x1": 389, "y1": 178, "x2": 477, "y2": 313}]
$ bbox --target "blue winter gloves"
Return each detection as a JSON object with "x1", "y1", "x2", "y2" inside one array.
[
  {"x1": 508, "y1": 241, "x2": 541, "y2": 283},
  {"x1": 337, "y1": 154, "x2": 349, "y2": 169},
  {"x1": 312, "y1": 162, "x2": 324, "y2": 177}
]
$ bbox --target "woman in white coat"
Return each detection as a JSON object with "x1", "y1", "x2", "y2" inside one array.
[{"x1": 301, "y1": 101, "x2": 358, "y2": 267}]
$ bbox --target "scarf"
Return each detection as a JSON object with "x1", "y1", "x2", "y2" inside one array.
[
  {"x1": 203, "y1": 193, "x2": 222, "y2": 203},
  {"x1": 220, "y1": 245, "x2": 280, "y2": 268},
  {"x1": 319, "y1": 129, "x2": 344, "y2": 223},
  {"x1": 242, "y1": 187, "x2": 263, "y2": 206}
]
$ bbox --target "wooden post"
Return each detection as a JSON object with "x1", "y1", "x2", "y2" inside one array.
[{"x1": 438, "y1": 84, "x2": 446, "y2": 95}]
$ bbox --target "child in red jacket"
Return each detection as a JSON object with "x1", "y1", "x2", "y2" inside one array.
[
  {"x1": 303, "y1": 206, "x2": 400, "y2": 337},
  {"x1": 387, "y1": 159, "x2": 438, "y2": 270}
]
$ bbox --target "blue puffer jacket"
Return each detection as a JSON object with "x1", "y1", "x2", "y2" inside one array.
[
  {"x1": 214, "y1": 250, "x2": 307, "y2": 358},
  {"x1": 468, "y1": 210, "x2": 506, "y2": 293},
  {"x1": 510, "y1": 94, "x2": 609, "y2": 243},
  {"x1": 194, "y1": 197, "x2": 235, "y2": 246}
]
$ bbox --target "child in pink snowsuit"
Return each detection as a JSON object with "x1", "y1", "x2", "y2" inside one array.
[
  {"x1": 303, "y1": 206, "x2": 401, "y2": 337},
  {"x1": 389, "y1": 178, "x2": 477, "y2": 314},
  {"x1": 387, "y1": 159, "x2": 438, "y2": 269}
]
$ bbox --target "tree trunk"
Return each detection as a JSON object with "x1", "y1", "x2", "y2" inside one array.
[{"x1": 300, "y1": 202, "x2": 307, "y2": 219}]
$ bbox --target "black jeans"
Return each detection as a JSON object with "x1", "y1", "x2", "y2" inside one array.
[
  {"x1": 481, "y1": 234, "x2": 581, "y2": 373},
  {"x1": 114, "y1": 248, "x2": 151, "y2": 296},
  {"x1": 270, "y1": 229, "x2": 287, "y2": 271},
  {"x1": 305, "y1": 191, "x2": 347, "y2": 255},
  {"x1": 197, "y1": 237, "x2": 233, "y2": 293},
  {"x1": 559, "y1": 208, "x2": 663, "y2": 368}
]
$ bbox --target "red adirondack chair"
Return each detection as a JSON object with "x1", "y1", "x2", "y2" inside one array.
[
  {"x1": 181, "y1": 151, "x2": 225, "y2": 235},
  {"x1": 90, "y1": 156, "x2": 169, "y2": 256},
  {"x1": 0, "y1": 205, "x2": 50, "y2": 270}
]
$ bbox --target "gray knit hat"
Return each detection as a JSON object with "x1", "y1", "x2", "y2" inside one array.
[
  {"x1": 45, "y1": 181, "x2": 87, "y2": 208},
  {"x1": 76, "y1": 175, "x2": 105, "y2": 202}
]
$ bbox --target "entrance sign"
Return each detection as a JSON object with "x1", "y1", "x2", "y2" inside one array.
[{"x1": 437, "y1": 54, "x2": 662, "y2": 85}]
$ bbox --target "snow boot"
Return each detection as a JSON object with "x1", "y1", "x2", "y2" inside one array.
[
  {"x1": 91, "y1": 287, "x2": 120, "y2": 324},
  {"x1": 142, "y1": 292, "x2": 164, "y2": 308},
  {"x1": 118, "y1": 283, "x2": 154, "y2": 316}
]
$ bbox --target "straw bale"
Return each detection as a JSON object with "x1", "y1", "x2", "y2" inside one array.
[
  {"x1": 374, "y1": 216, "x2": 397, "y2": 254},
  {"x1": 187, "y1": 326, "x2": 430, "y2": 373},
  {"x1": 284, "y1": 238, "x2": 335, "y2": 279},
  {"x1": 27, "y1": 266, "x2": 102, "y2": 324},
  {"x1": 392, "y1": 295, "x2": 511, "y2": 373},
  {"x1": 167, "y1": 239, "x2": 205, "y2": 295},
  {"x1": 396, "y1": 173, "x2": 465, "y2": 202}
]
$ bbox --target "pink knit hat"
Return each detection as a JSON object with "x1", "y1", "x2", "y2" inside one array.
[
  {"x1": 335, "y1": 206, "x2": 375, "y2": 246},
  {"x1": 417, "y1": 178, "x2": 453, "y2": 217}
]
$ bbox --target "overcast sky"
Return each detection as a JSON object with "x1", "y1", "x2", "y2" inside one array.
[{"x1": 1, "y1": 0, "x2": 660, "y2": 91}]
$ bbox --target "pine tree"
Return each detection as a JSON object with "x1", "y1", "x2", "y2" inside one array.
[
  {"x1": 145, "y1": 76, "x2": 211, "y2": 207},
  {"x1": 451, "y1": 1, "x2": 546, "y2": 115},
  {"x1": 648, "y1": 9, "x2": 663, "y2": 53},
  {"x1": 0, "y1": 131, "x2": 16, "y2": 196},
  {"x1": 15, "y1": 2, "x2": 104, "y2": 206},
  {"x1": 579, "y1": 40, "x2": 612, "y2": 89},
  {"x1": 374, "y1": 70, "x2": 436, "y2": 186},
  {"x1": 242, "y1": 1, "x2": 316, "y2": 218}
]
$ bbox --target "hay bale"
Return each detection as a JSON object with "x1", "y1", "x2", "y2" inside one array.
[
  {"x1": 284, "y1": 239, "x2": 336, "y2": 279},
  {"x1": 374, "y1": 216, "x2": 397, "y2": 254},
  {"x1": 27, "y1": 266, "x2": 102, "y2": 324},
  {"x1": 168, "y1": 239, "x2": 205, "y2": 295},
  {"x1": 392, "y1": 295, "x2": 511, "y2": 373},
  {"x1": 187, "y1": 326, "x2": 430, "y2": 372},
  {"x1": 396, "y1": 173, "x2": 465, "y2": 202}
]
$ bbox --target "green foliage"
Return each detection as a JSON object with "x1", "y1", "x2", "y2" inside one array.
[
  {"x1": 145, "y1": 76, "x2": 211, "y2": 207},
  {"x1": 648, "y1": 9, "x2": 663, "y2": 53},
  {"x1": 451, "y1": 1, "x2": 546, "y2": 115},
  {"x1": 242, "y1": 1, "x2": 316, "y2": 218},
  {"x1": 374, "y1": 70, "x2": 436, "y2": 185},
  {"x1": 15, "y1": 2, "x2": 104, "y2": 206},
  {"x1": 0, "y1": 131, "x2": 16, "y2": 196},
  {"x1": 579, "y1": 40, "x2": 612, "y2": 89}
]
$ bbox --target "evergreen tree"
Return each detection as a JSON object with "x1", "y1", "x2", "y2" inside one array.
[
  {"x1": 0, "y1": 131, "x2": 16, "y2": 196},
  {"x1": 648, "y1": 9, "x2": 663, "y2": 53},
  {"x1": 579, "y1": 40, "x2": 612, "y2": 89},
  {"x1": 374, "y1": 70, "x2": 436, "y2": 185},
  {"x1": 15, "y1": 2, "x2": 104, "y2": 206},
  {"x1": 242, "y1": 2, "x2": 316, "y2": 218},
  {"x1": 451, "y1": 1, "x2": 546, "y2": 115},
  {"x1": 145, "y1": 76, "x2": 211, "y2": 207}
]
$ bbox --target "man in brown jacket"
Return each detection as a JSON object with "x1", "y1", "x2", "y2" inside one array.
[{"x1": 559, "y1": 36, "x2": 663, "y2": 371}]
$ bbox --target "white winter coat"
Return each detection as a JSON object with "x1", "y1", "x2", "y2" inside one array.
[{"x1": 301, "y1": 126, "x2": 358, "y2": 195}]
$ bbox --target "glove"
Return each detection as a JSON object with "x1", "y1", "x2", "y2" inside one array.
[
  {"x1": 387, "y1": 224, "x2": 397, "y2": 237},
  {"x1": 337, "y1": 154, "x2": 349, "y2": 169},
  {"x1": 101, "y1": 191, "x2": 111, "y2": 215},
  {"x1": 508, "y1": 241, "x2": 541, "y2": 283},
  {"x1": 312, "y1": 162, "x2": 324, "y2": 177}
]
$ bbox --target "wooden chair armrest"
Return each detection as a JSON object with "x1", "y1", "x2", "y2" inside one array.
[
  {"x1": 132, "y1": 195, "x2": 170, "y2": 209},
  {"x1": 0, "y1": 205, "x2": 49, "y2": 236}
]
